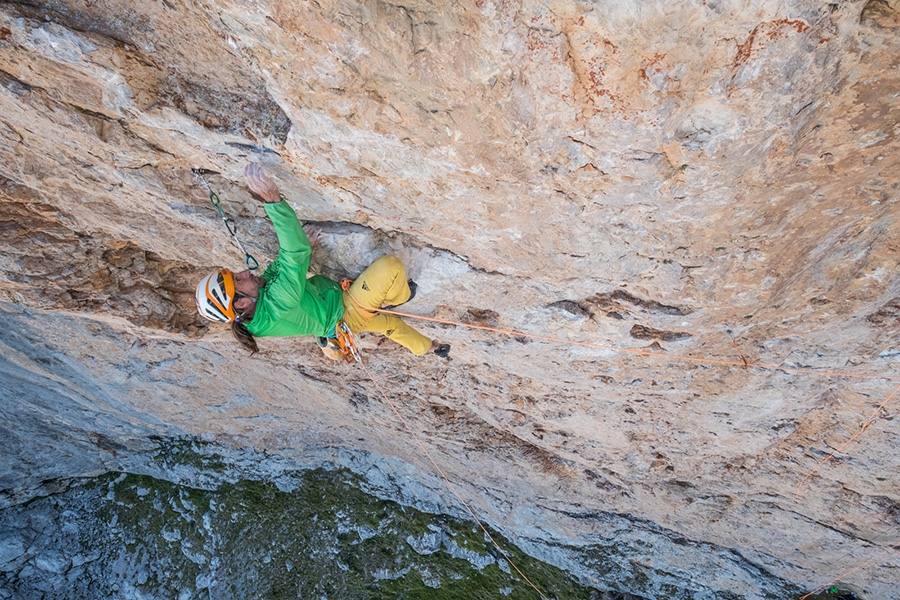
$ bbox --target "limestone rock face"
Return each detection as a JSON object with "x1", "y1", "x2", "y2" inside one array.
[{"x1": 1, "y1": 0, "x2": 898, "y2": 598}]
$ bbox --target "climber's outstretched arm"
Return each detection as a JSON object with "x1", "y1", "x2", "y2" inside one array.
[{"x1": 243, "y1": 162, "x2": 321, "y2": 248}]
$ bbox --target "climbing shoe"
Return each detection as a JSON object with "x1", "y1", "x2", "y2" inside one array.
[
  {"x1": 316, "y1": 336, "x2": 343, "y2": 361},
  {"x1": 384, "y1": 280, "x2": 417, "y2": 310},
  {"x1": 434, "y1": 343, "x2": 450, "y2": 358}
]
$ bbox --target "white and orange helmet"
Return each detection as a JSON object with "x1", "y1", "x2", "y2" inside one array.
[{"x1": 196, "y1": 268, "x2": 237, "y2": 322}]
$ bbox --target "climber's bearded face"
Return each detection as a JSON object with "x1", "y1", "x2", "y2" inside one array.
[{"x1": 233, "y1": 269, "x2": 266, "y2": 311}]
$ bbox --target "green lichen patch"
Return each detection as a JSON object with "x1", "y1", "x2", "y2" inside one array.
[
  {"x1": 150, "y1": 436, "x2": 228, "y2": 473},
  {"x1": 211, "y1": 469, "x2": 602, "y2": 599}
]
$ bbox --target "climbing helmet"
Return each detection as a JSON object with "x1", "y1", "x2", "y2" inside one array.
[{"x1": 196, "y1": 268, "x2": 236, "y2": 322}]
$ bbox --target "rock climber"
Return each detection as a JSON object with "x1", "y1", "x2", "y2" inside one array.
[{"x1": 195, "y1": 162, "x2": 450, "y2": 359}]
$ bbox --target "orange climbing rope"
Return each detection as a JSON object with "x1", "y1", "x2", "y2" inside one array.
[
  {"x1": 351, "y1": 294, "x2": 898, "y2": 381},
  {"x1": 795, "y1": 381, "x2": 900, "y2": 495}
]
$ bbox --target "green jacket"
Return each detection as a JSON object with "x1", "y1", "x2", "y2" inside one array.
[{"x1": 245, "y1": 201, "x2": 344, "y2": 338}]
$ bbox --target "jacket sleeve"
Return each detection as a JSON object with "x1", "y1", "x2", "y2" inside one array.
[{"x1": 264, "y1": 200, "x2": 311, "y2": 272}]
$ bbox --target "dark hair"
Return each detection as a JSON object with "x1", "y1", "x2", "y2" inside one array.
[{"x1": 231, "y1": 319, "x2": 259, "y2": 355}]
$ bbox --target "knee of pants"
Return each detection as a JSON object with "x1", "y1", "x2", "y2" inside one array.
[
  {"x1": 370, "y1": 255, "x2": 405, "y2": 279},
  {"x1": 362, "y1": 255, "x2": 408, "y2": 303}
]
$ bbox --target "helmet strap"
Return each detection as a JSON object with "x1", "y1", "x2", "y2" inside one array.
[{"x1": 234, "y1": 292, "x2": 258, "y2": 323}]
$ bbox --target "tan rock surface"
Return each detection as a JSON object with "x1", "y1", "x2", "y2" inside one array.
[{"x1": 1, "y1": 0, "x2": 898, "y2": 597}]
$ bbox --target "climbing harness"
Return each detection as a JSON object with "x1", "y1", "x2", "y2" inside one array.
[
  {"x1": 313, "y1": 279, "x2": 366, "y2": 364},
  {"x1": 193, "y1": 168, "x2": 259, "y2": 271}
]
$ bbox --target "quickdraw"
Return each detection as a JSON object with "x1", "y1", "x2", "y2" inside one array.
[
  {"x1": 313, "y1": 280, "x2": 362, "y2": 363},
  {"x1": 193, "y1": 168, "x2": 259, "y2": 271},
  {"x1": 333, "y1": 320, "x2": 362, "y2": 363}
]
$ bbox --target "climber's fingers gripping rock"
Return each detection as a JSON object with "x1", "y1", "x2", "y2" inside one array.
[
  {"x1": 244, "y1": 163, "x2": 281, "y2": 203},
  {"x1": 303, "y1": 224, "x2": 323, "y2": 248}
]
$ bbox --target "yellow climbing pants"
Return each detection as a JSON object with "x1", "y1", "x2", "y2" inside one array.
[{"x1": 341, "y1": 255, "x2": 433, "y2": 356}]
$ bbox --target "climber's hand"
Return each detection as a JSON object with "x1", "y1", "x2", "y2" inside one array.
[
  {"x1": 303, "y1": 224, "x2": 323, "y2": 248},
  {"x1": 244, "y1": 163, "x2": 281, "y2": 203}
]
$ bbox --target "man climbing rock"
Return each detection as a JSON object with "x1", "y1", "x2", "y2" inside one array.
[{"x1": 196, "y1": 162, "x2": 450, "y2": 360}]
